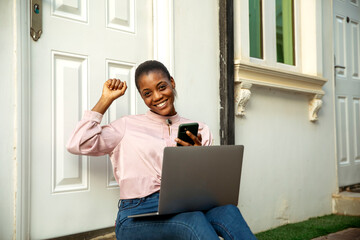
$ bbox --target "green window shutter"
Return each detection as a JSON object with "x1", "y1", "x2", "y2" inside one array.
[
  {"x1": 276, "y1": 0, "x2": 295, "y2": 65},
  {"x1": 249, "y1": 0, "x2": 263, "y2": 59}
]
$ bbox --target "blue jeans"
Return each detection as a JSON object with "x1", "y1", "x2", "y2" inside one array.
[{"x1": 115, "y1": 192, "x2": 257, "y2": 240}]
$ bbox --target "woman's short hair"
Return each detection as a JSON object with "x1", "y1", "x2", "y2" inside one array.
[{"x1": 135, "y1": 60, "x2": 171, "y2": 91}]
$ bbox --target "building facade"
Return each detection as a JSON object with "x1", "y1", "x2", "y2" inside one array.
[{"x1": 1, "y1": 0, "x2": 358, "y2": 239}]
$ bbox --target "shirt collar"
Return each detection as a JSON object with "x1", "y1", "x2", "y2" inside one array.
[{"x1": 145, "y1": 110, "x2": 180, "y2": 124}]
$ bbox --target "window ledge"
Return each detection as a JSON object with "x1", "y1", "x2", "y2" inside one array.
[{"x1": 234, "y1": 60, "x2": 327, "y2": 122}]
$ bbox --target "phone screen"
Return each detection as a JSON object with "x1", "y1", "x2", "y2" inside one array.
[{"x1": 177, "y1": 123, "x2": 199, "y2": 146}]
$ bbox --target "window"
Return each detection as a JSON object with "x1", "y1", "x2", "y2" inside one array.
[
  {"x1": 276, "y1": 0, "x2": 295, "y2": 65},
  {"x1": 249, "y1": 0, "x2": 263, "y2": 59},
  {"x1": 234, "y1": 0, "x2": 327, "y2": 119},
  {"x1": 248, "y1": 0, "x2": 295, "y2": 66}
]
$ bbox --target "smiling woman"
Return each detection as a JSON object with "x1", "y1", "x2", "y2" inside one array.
[
  {"x1": 136, "y1": 62, "x2": 177, "y2": 116},
  {"x1": 66, "y1": 60, "x2": 257, "y2": 240}
]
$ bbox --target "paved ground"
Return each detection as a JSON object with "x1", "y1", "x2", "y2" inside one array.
[
  {"x1": 90, "y1": 232, "x2": 115, "y2": 240},
  {"x1": 89, "y1": 233, "x2": 226, "y2": 239},
  {"x1": 91, "y1": 229, "x2": 360, "y2": 240},
  {"x1": 312, "y1": 228, "x2": 360, "y2": 240}
]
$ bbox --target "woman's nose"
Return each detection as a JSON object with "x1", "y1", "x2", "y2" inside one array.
[{"x1": 153, "y1": 91, "x2": 163, "y2": 101}]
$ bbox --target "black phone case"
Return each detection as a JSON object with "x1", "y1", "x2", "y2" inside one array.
[{"x1": 177, "y1": 123, "x2": 199, "y2": 146}]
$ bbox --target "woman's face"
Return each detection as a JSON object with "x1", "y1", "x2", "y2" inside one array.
[{"x1": 138, "y1": 71, "x2": 176, "y2": 116}]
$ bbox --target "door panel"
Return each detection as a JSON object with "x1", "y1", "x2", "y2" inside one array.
[
  {"x1": 30, "y1": 0, "x2": 152, "y2": 238},
  {"x1": 53, "y1": 51, "x2": 89, "y2": 193},
  {"x1": 105, "y1": 60, "x2": 136, "y2": 188},
  {"x1": 334, "y1": 0, "x2": 360, "y2": 187},
  {"x1": 107, "y1": 0, "x2": 135, "y2": 33},
  {"x1": 335, "y1": 15, "x2": 347, "y2": 77},
  {"x1": 336, "y1": 96, "x2": 350, "y2": 164},
  {"x1": 52, "y1": 0, "x2": 88, "y2": 22},
  {"x1": 354, "y1": 98, "x2": 360, "y2": 162},
  {"x1": 350, "y1": 20, "x2": 360, "y2": 78}
]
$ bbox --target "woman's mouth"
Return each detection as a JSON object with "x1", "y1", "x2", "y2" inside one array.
[{"x1": 154, "y1": 99, "x2": 168, "y2": 109}]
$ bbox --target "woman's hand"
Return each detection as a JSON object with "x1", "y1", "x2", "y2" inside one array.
[
  {"x1": 102, "y1": 79, "x2": 127, "y2": 102},
  {"x1": 175, "y1": 131, "x2": 202, "y2": 146},
  {"x1": 92, "y1": 79, "x2": 127, "y2": 115}
]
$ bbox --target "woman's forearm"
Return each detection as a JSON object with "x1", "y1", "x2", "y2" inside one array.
[{"x1": 91, "y1": 96, "x2": 113, "y2": 115}]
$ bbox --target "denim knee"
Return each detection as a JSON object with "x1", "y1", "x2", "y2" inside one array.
[
  {"x1": 172, "y1": 211, "x2": 219, "y2": 239},
  {"x1": 216, "y1": 204, "x2": 240, "y2": 213},
  {"x1": 205, "y1": 205, "x2": 257, "y2": 240},
  {"x1": 174, "y1": 211, "x2": 209, "y2": 228},
  {"x1": 206, "y1": 204, "x2": 241, "y2": 219},
  {"x1": 117, "y1": 211, "x2": 220, "y2": 240}
]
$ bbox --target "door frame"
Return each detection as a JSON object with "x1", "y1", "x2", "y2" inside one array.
[
  {"x1": 330, "y1": 0, "x2": 340, "y2": 193},
  {"x1": 17, "y1": 0, "x2": 31, "y2": 238},
  {"x1": 219, "y1": 0, "x2": 235, "y2": 145},
  {"x1": 17, "y1": 0, "x2": 175, "y2": 238}
]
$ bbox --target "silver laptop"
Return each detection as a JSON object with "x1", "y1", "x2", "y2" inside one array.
[{"x1": 128, "y1": 145, "x2": 244, "y2": 218}]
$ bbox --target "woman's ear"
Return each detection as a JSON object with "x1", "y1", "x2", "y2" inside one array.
[{"x1": 170, "y1": 77, "x2": 175, "y2": 89}]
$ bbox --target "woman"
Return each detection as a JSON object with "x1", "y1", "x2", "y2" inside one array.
[{"x1": 67, "y1": 60, "x2": 256, "y2": 239}]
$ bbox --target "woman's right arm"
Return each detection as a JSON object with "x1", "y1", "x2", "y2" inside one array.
[{"x1": 66, "y1": 79, "x2": 127, "y2": 156}]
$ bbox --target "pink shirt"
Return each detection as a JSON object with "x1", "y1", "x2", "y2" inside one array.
[{"x1": 66, "y1": 110, "x2": 213, "y2": 199}]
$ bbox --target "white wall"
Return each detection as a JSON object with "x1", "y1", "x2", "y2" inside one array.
[
  {"x1": 235, "y1": 3, "x2": 337, "y2": 233},
  {"x1": 173, "y1": 0, "x2": 220, "y2": 144},
  {"x1": 235, "y1": 87, "x2": 337, "y2": 233},
  {"x1": 0, "y1": 0, "x2": 15, "y2": 239},
  {"x1": 172, "y1": 0, "x2": 338, "y2": 234}
]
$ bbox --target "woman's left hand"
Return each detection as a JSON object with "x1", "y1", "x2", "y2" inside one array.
[{"x1": 175, "y1": 131, "x2": 202, "y2": 146}]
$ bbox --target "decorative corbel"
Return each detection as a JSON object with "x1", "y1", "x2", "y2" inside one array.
[
  {"x1": 309, "y1": 94, "x2": 323, "y2": 122},
  {"x1": 234, "y1": 82, "x2": 252, "y2": 117}
]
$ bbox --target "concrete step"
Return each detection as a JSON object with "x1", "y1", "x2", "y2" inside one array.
[
  {"x1": 312, "y1": 228, "x2": 360, "y2": 240},
  {"x1": 333, "y1": 192, "x2": 360, "y2": 216}
]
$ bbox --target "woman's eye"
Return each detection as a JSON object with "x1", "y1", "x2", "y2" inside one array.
[
  {"x1": 143, "y1": 92, "x2": 151, "y2": 97},
  {"x1": 159, "y1": 85, "x2": 166, "y2": 90}
]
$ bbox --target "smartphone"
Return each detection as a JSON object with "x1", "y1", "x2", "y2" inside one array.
[{"x1": 177, "y1": 123, "x2": 199, "y2": 146}]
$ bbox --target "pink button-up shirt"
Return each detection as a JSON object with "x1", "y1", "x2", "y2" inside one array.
[{"x1": 66, "y1": 110, "x2": 213, "y2": 199}]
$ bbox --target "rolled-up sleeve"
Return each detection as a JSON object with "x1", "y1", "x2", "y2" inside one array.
[{"x1": 66, "y1": 110, "x2": 125, "y2": 156}]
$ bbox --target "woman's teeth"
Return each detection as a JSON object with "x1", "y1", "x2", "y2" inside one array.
[{"x1": 157, "y1": 101, "x2": 166, "y2": 107}]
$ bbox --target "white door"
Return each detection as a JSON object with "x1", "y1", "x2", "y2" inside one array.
[
  {"x1": 30, "y1": 0, "x2": 152, "y2": 238},
  {"x1": 334, "y1": 0, "x2": 360, "y2": 187}
]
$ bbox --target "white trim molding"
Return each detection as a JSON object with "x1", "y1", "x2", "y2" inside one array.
[
  {"x1": 152, "y1": 0, "x2": 174, "y2": 76},
  {"x1": 18, "y1": 0, "x2": 31, "y2": 238},
  {"x1": 234, "y1": 60, "x2": 327, "y2": 121}
]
